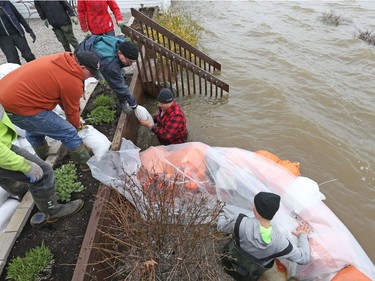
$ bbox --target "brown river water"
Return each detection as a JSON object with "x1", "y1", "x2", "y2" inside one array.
[
  {"x1": 142, "y1": 0, "x2": 375, "y2": 263},
  {"x1": 0, "y1": 0, "x2": 373, "y2": 267}
]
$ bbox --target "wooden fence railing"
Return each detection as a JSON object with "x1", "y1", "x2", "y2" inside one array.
[{"x1": 122, "y1": 25, "x2": 229, "y2": 98}]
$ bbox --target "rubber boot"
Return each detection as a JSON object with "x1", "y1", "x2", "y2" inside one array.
[
  {"x1": 69, "y1": 143, "x2": 91, "y2": 165},
  {"x1": 32, "y1": 141, "x2": 49, "y2": 160},
  {"x1": 30, "y1": 189, "x2": 84, "y2": 226}
]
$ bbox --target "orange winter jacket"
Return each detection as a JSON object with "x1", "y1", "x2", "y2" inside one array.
[{"x1": 0, "y1": 52, "x2": 84, "y2": 129}]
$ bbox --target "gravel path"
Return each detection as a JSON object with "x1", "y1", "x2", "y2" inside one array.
[{"x1": 0, "y1": 14, "x2": 130, "y2": 64}]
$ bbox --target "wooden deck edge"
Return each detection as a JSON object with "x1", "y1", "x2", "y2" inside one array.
[{"x1": 71, "y1": 46, "x2": 145, "y2": 281}]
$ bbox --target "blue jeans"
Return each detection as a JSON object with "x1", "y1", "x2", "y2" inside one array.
[{"x1": 9, "y1": 110, "x2": 83, "y2": 150}]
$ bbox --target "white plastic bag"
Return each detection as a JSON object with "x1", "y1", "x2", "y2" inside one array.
[
  {"x1": 135, "y1": 105, "x2": 154, "y2": 126},
  {"x1": 0, "y1": 198, "x2": 19, "y2": 233},
  {"x1": 0, "y1": 63, "x2": 20, "y2": 79},
  {"x1": 0, "y1": 187, "x2": 10, "y2": 207},
  {"x1": 78, "y1": 125, "x2": 111, "y2": 158}
]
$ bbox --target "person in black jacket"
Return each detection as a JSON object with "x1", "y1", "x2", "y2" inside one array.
[
  {"x1": 34, "y1": 0, "x2": 79, "y2": 52},
  {"x1": 0, "y1": 0, "x2": 36, "y2": 64}
]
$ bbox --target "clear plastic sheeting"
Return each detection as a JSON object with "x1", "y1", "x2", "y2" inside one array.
[{"x1": 88, "y1": 139, "x2": 375, "y2": 280}]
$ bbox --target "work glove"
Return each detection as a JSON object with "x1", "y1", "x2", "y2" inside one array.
[
  {"x1": 70, "y1": 16, "x2": 78, "y2": 25},
  {"x1": 117, "y1": 20, "x2": 125, "y2": 28},
  {"x1": 24, "y1": 161, "x2": 43, "y2": 183},
  {"x1": 43, "y1": 19, "x2": 49, "y2": 28},
  {"x1": 84, "y1": 31, "x2": 90, "y2": 37},
  {"x1": 29, "y1": 30, "x2": 36, "y2": 43}
]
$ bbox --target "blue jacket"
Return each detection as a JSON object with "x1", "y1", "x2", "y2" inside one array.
[
  {"x1": 0, "y1": 1, "x2": 32, "y2": 36},
  {"x1": 77, "y1": 35, "x2": 136, "y2": 107}
]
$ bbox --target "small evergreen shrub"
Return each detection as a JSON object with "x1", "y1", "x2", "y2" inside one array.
[
  {"x1": 87, "y1": 106, "x2": 116, "y2": 125},
  {"x1": 55, "y1": 162, "x2": 85, "y2": 202},
  {"x1": 6, "y1": 242, "x2": 54, "y2": 281},
  {"x1": 93, "y1": 94, "x2": 116, "y2": 108}
]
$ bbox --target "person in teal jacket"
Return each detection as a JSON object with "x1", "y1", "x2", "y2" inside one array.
[
  {"x1": 76, "y1": 35, "x2": 139, "y2": 113},
  {"x1": 0, "y1": 104, "x2": 83, "y2": 226}
]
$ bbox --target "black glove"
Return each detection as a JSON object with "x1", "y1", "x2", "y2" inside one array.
[{"x1": 29, "y1": 31, "x2": 36, "y2": 43}]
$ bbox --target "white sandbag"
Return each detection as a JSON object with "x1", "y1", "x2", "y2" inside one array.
[
  {"x1": 78, "y1": 125, "x2": 111, "y2": 158},
  {"x1": 13, "y1": 124, "x2": 26, "y2": 138},
  {"x1": 53, "y1": 105, "x2": 66, "y2": 119},
  {"x1": 12, "y1": 137, "x2": 36, "y2": 155},
  {"x1": 0, "y1": 63, "x2": 20, "y2": 79},
  {"x1": 0, "y1": 187, "x2": 11, "y2": 207},
  {"x1": 135, "y1": 105, "x2": 154, "y2": 126},
  {"x1": 0, "y1": 198, "x2": 20, "y2": 233}
]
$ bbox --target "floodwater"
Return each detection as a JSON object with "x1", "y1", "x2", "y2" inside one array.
[{"x1": 148, "y1": 0, "x2": 375, "y2": 263}]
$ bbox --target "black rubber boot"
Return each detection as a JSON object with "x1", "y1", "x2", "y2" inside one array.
[
  {"x1": 32, "y1": 141, "x2": 50, "y2": 160},
  {"x1": 30, "y1": 189, "x2": 84, "y2": 226},
  {"x1": 69, "y1": 143, "x2": 91, "y2": 165}
]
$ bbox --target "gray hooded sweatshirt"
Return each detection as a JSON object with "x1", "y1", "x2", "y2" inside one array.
[{"x1": 217, "y1": 213, "x2": 310, "y2": 266}]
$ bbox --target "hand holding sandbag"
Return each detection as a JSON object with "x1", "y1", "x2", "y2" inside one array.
[
  {"x1": 77, "y1": 125, "x2": 111, "y2": 158},
  {"x1": 24, "y1": 161, "x2": 43, "y2": 183},
  {"x1": 135, "y1": 105, "x2": 154, "y2": 128}
]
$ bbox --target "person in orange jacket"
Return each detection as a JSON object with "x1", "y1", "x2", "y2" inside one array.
[
  {"x1": 77, "y1": 0, "x2": 125, "y2": 36},
  {"x1": 0, "y1": 51, "x2": 101, "y2": 165}
]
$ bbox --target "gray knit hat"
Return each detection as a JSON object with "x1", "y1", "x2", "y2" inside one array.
[
  {"x1": 118, "y1": 41, "x2": 139, "y2": 60},
  {"x1": 157, "y1": 88, "x2": 174, "y2": 104}
]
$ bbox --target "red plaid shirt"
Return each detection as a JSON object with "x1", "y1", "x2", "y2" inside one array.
[{"x1": 151, "y1": 102, "x2": 188, "y2": 145}]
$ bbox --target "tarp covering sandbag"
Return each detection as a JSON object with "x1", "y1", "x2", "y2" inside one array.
[{"x1": 88, "y1": 139, "x2": 375, "y2": 280}]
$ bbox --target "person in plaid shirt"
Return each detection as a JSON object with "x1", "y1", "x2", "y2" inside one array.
[{"x1": 140, "y1": 88, "x2": 188, "y2": 145}]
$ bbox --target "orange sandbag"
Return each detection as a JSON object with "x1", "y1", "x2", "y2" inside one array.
[
  {"x1": 256, "y1": 150, "x2": 281, "y2": 163},
  {"x1": 278, "y1": 160, "x2": 300, "y2": 176},
  {"x1": 255, "y1": 150, "x2": 300, "y2": 176},
  {"x1": 332, "y1": 265, "x2": 371, "y2": 281}
]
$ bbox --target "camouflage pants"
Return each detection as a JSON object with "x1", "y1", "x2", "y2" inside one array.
[{"x1": 53, "y1": 24, "x2": 79, "y2": 52}]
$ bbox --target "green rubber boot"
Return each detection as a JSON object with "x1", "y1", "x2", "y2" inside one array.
[
  {"x1": 69, "y1": 143, "x2": 91, "y2": 165},
  {"x1": 32, "y1": 141, "x2": 49, "y2": 160}
]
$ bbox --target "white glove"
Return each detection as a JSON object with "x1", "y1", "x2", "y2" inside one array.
[{"x1": 24, "y1": 161, "x2": 43, "y2": 183}]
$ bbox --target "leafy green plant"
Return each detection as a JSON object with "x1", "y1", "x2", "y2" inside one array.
[
  {"x1": 87, "y1": 106, "x2": 116, "y2": 125},
  {"x1": 93, "y1": 94, "x2": 116, "y2": 107},
  {"x1": 154, "y1": 10, "x2": 203, "y2": 50},
  {"x1": 54, "y1": 162, "x2": 85, "y2": 202},
  {"x1": 6, "y1": 242, "x2": 54, "y2": 281}
]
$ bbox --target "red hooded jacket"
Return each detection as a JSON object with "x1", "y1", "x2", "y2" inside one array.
[{"x1": 77, "y1": 0, "x2": 123, "y2": 34}]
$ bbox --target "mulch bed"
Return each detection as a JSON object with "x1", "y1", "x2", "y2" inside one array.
[{"x1": 0, "y1": 82, "x2": 124, "y2": 281}]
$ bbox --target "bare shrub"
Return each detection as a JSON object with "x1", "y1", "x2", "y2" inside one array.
[
  {"x1": 320, "y1": 11, "x2": 343, "y2": 26},
  {"x1": 356, "y1": 29, "x2": 375, "y2": 46},
  {"x1": 91, "y1": 167, "x2": 231, "y2": 281}
]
